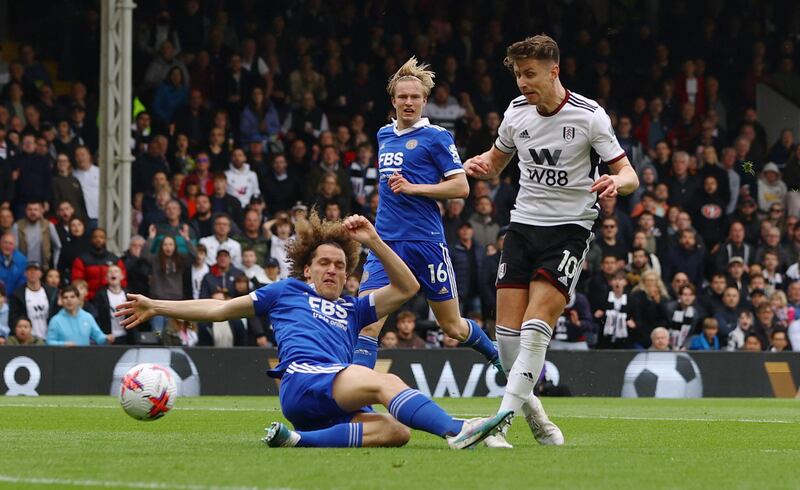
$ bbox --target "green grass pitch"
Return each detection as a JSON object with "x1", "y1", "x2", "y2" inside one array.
[{"x1": 1, "y1": 396, "x2": 798, "y2": 490}]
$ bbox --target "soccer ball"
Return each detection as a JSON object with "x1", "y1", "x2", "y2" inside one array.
[
  {"x1": 118, "y1": 363, "x2": 178, "y2": 421},
  {"x1": 110, "y1": 348, "x2": 201, "y2": 397},
  {"x1": 621, "y1": 352, "x2": 703, "y2": 398}
]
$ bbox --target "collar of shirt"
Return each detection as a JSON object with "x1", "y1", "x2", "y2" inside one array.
[{"x1": 392, "y1": 117, "x2": 430, "y2": 137}]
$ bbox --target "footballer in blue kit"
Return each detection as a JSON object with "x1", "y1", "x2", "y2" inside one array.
[
  {"x1": 355, "y1": 57, "x2": 502, "y2": 374},
  {"x1": 116, "y1": 213, "x2": 512, "y2": 449}
]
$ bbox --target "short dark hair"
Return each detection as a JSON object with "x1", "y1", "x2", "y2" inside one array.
[
  {"x1": 504, "y1": 34, "x2": 560, "y2": 70},
  {"x1": 397, "y1": 310, "x2": 416, "y2": 322},
  {"x1": 60, "y1": 284, "x2": 80, "y2": 297},
  {"x1": 14, "y1": 316, "x2": 32, "y2": 330},
  {"x1": 770, "y1": 328, "x2": 788, "y2": 340}
]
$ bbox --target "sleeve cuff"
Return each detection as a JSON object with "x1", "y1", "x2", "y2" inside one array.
[
  {"x1": 444, "y1": 168, "x2": 466, "y2": 177},
  {"x1": 494, "y1": 138, "x2": 515, "y2": 154},
  {"x1": 606, "y1": 152, "x2": 626, "y2": 165}
]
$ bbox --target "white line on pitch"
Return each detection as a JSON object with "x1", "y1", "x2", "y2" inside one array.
[
  {"x1": 450, "y1": 413, "x2": 796, "y2": 424},
  {"x1": 0, "y1": 403, "x2": 795, "y2": 424},
  {"x1": 0, "y1": 475, "x2": 293, "y2": 490},
  {"x1": 556, "y1": 414, "x2": 796, "y2": 424}
]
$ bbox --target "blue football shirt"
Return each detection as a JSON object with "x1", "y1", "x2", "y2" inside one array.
[
  {"x1": 375, "y1": 118, "x2": 465, "y2": 242},
  {"x1": 250, "y1": 279, "x2": 377, "y2": 377}
]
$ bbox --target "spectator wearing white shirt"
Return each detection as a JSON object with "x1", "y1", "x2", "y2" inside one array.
[
  {"x1": 199, "y1": 214, "x2": 242, "y2": 268},
  {"x1": 8, "y1": 261, "x2": 58, "y2": 341},
  {"x1": 225, "y1": 148, "x2": 260, "y2": 208},
  {"x1": 189, "y1": 244, "x2": 210, "y2": 299},
  {"x1": 72, "y1": 145, "x2": 100, "y2": 229},
  {"x1": 93, "y1": 265, "x2": 137, "y2": 344}
]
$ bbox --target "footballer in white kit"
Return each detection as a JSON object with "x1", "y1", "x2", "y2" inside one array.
[
  {"x1": 493, "y1": 88, "x2": 625, "y2": 296},
  {"x1": 465, "y1": 35, "x2": 639, "y2": 448}
]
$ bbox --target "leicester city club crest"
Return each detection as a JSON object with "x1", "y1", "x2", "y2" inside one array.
[
  {"x1": 563, "y1": 126, "x2": 575, "y2": 142},
  {"x1": 405, "y1": 139, "x2": 418, "y2": 150}
]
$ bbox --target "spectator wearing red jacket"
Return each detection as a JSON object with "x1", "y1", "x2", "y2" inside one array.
[
  {"x1": 674, "y1": 60, "x2": 706, "y2": 118},
  {"x1": 71, "y1": 228, "x2": 126, "y2": 300}
]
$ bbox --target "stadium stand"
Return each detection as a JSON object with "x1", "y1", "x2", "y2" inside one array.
[{"x1": 1, "y1": 0, "x2": 800, "y2": 352}]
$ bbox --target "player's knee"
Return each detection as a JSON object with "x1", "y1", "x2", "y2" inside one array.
[
  {"x1": 520, "y1": 321, "x2": 552, "y2": 350},
  {"x1": 379, "y1": 374, "x2": 409, "y2": 399},
  {"x1": 439, "y1": 318, "x2": 467, "y2": 340},
  {"x1": 385, "y1": 373, "x2": 407, "y2": 390},
  {"x1": 382, "y1": 421, "x2": 411, "y2": 447}
]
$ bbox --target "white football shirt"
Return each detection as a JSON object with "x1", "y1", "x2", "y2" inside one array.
[
  {"x1": 495, "y1": 90, "x2": 625, "y2": 230},
  {"x1": 25, "y1": 287, "x2": 50, "y2": 340}
]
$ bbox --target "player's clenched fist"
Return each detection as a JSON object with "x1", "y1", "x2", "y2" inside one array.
[
  {"x1": 343, "y1": 215, "x2": 379, "y2": 245},
  {"x1": 464, "y1": 155, "x2": 491, "y2": 178}
]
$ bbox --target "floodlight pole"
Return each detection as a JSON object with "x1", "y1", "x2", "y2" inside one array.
[{"x1": 99, "y1": 0, "x2": 136, "y2": 255}]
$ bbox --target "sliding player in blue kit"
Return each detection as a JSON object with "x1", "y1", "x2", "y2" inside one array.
[
  {"x1": 354, "y1": 57, "x2": 502, "y2": 374},
  {"x1": 116, "y1": 212, "x2": 512, "y2": 449}
]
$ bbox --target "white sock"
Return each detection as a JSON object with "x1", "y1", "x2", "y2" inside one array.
[
  {"x1": 498, "y1": 319, "x2": 551, "y2": 415},
  {"x1": 495, "y1": 325, "x2": 520, "y2": 372}
]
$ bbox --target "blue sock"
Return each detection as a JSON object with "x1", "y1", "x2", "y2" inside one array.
[
  {"x1": 461, "y1": 319, "x2": 499, "y2": 362},
  {"x1": 352, "y1": 335, "x2": 378, "y2": 369},
  {"x1": 388, "y1": 389, "x2": 463, "y2": 438},
  {"x1": 296, "y1": 423, "x2": 363, "y2": 448}
]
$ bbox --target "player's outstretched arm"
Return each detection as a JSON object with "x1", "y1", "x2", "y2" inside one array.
[
  {"x1": 115, "y1": 294, "x2": 255, "y2": 329},
  {"x1": 388, "y1": 172, "x2": 469, "y2": 200},
  {"x1": 591, "y1": 157, "x2": 640, "y2": 198},
  {"x1": 464, "y1": 146, "x2": 514, "y2": 180},
  {"x1": 343, "y1": 215, "x2": 420, "y2": 318}
]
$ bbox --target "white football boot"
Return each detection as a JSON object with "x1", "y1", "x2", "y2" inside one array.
[{"x1": 522, "y1": 394, "x2": 564, "y2": 445}]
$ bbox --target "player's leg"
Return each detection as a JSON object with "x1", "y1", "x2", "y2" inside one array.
[
  {"x1": 427, "y1": 298, "x2": 501, "y2": 371},
  {"x1": 414, "y1": 241, "x2": 500, "y2": 368},
  {"x1": 491, "y1": 226, "x2": 589, "y2": 447},
  {"x1": 331, "y1": 364, "x2": 512, "y2": 448},
  {"x1": 494, "y1": 287, "x2": 529, "y2": 372},
  {"x1": 331, "y1": 365, "x2": 463, "y2": 437},
  {"x1": 499, "y1": 279, "x2": 564, "y2": 415},
  {"x1": 492, "y1": 225, "x2": 536, "y2": 376},
  {"x1": 354, "y1": 289, "x2": 384, "y2": 369},
  {"x1": 499, "y1": 224, "x2": 591, "y2": 416},
  {"x1": 352, "y1": 412, "x2": 411, "y2": 447},
  {"x1": 353, "y1": 251, "x2": 390, "y2": 368},
  {"x1": 265, "y1": 412, "x2": 410, "y2": 448}
]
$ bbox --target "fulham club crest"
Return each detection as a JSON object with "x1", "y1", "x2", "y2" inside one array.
[
  {"x1": 563, "y1": 126, "x2": 575, "y2": 142},
  {"x1": 498, "y1": 262, "x2": 506, "y2": 279}
]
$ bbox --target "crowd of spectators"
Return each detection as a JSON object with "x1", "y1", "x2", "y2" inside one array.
[{"x1": 1, "y1": 1, "x2": 800, "y2": 352}]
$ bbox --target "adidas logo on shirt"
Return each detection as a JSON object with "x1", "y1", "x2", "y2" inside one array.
[{"x1": 519, "y1": 129, "x2": 530, "y2": 138}]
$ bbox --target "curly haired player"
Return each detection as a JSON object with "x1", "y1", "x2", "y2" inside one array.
[{"x1": 116, "y1": 212, "x2": 511, "y2": 449}]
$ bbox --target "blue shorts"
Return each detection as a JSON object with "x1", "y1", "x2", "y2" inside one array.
[
  {"x1": 360, "y1": 240, "x2": 456, "y2": 302},
  {"x1": 278, "y1": 362, "x2": 374, "y2": 431}
]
